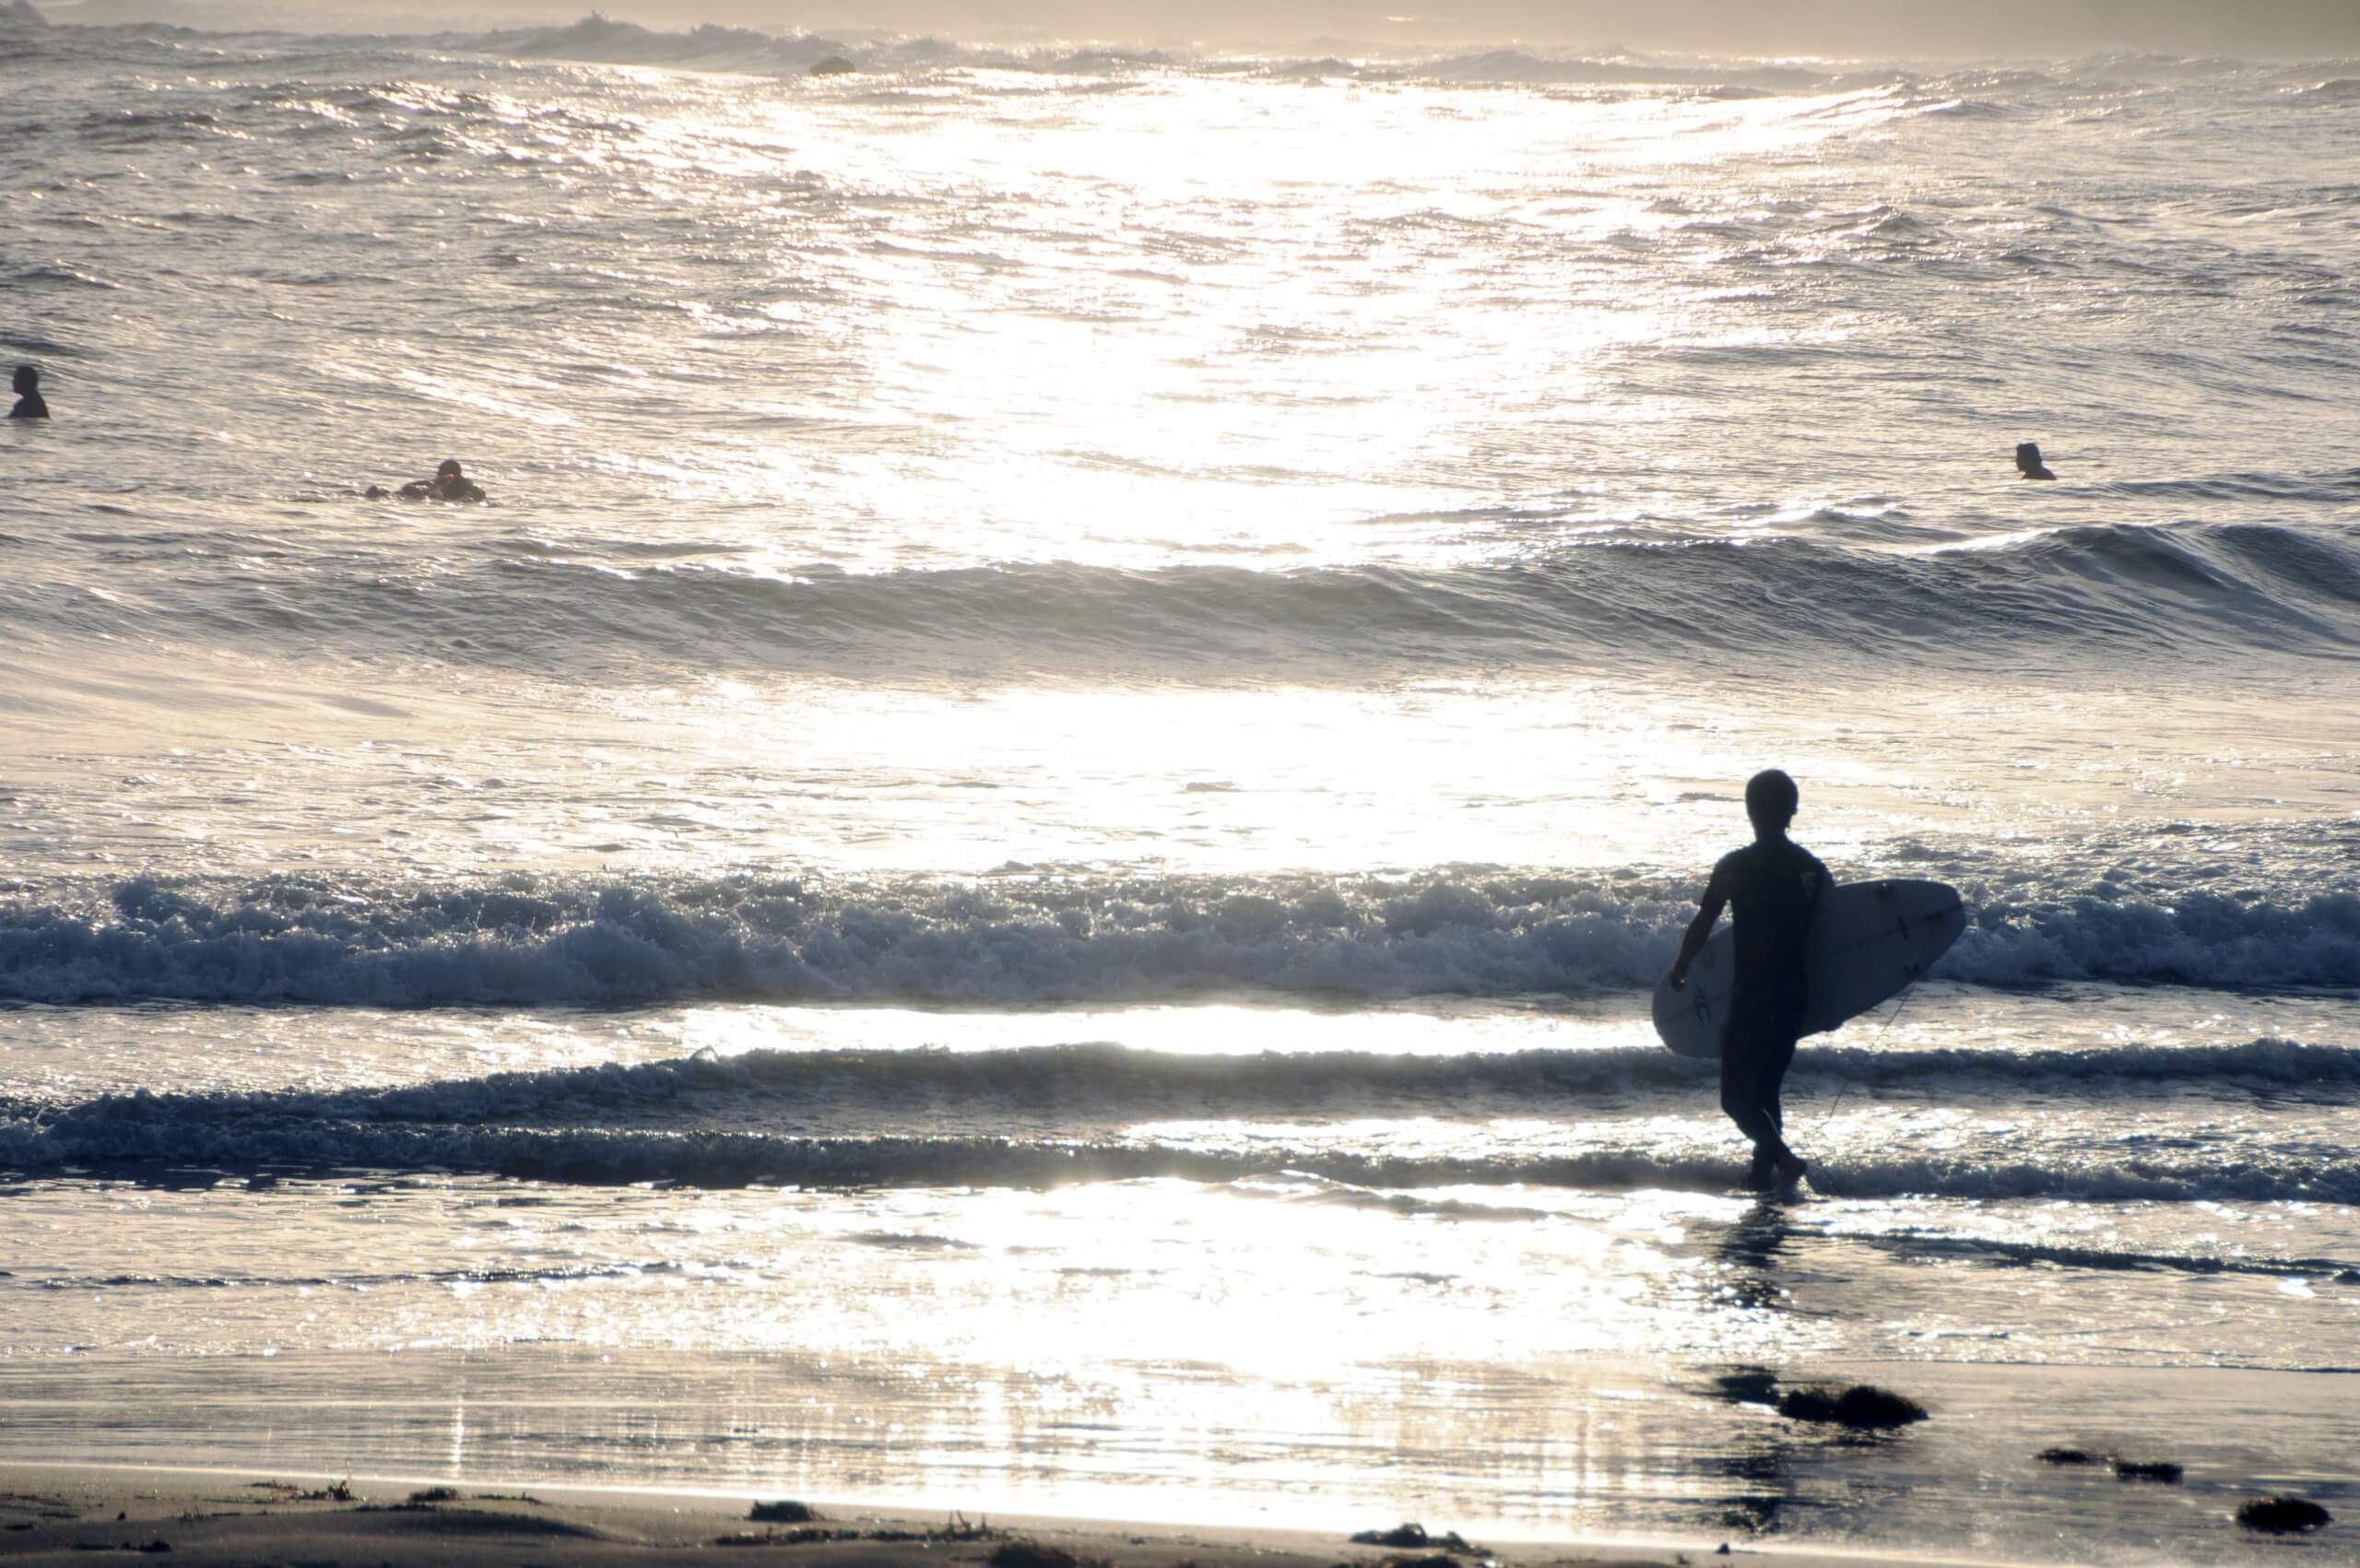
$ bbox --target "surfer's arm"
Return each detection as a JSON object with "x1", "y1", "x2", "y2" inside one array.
[{"x1": 1667, "y1": 864, "x2": 1732, "y2": 990}]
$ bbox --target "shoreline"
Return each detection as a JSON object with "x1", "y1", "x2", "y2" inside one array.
[{"x1": 0, "y1": 1462, "x2": 2035, "y2": 1568}]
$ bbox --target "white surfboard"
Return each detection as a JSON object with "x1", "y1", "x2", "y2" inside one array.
[{"x1": 1652, "y1": 878, "x2": 1965, "y2": 1060}]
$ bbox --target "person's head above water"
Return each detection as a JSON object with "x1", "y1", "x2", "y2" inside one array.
[
  {"x1": 421, "y1": 457, "x2": 485, "y2": 503},
  {"x1": 1744, "y1": 768, "x2": 1800, "y2": 838},
  {"x1": 12, "y1": 365, "x2": 36, "y2": 396},
  {"x1": 2015, "y1": 441, "x2": 2056, "y2": 480}
]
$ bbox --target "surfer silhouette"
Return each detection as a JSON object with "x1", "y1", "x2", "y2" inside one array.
[
  {"x1": 1667, "y1": 769, "x2": 1828, "y2": 1191},
  {"x1": 9, "y1": 364, "x2": 49, "y2": 419},
  {"x1": 2014, "y1": 441, "x2": 2055, "y2": 480}
]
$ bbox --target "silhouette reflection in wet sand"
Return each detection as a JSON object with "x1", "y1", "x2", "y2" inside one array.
[{"x1": 1683, "y1": 1206, "x2": 1926, "y2": 1539}]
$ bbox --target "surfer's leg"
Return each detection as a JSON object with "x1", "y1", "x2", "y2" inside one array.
[
  {"x1": 1760, "y1": 1028, "x2": 1806, "y2": 1185},
  {"x1": 1719, "y1": 1016, "x2": 1794, "y2": 1179},
  {"x1": 1763, "y1": 1030, "x2": 1798, "y2": 1133}
]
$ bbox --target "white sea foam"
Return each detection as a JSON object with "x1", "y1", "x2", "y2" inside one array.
[{"x1": 1, "y1": 872, "x2": 2351, "y2": 1006}]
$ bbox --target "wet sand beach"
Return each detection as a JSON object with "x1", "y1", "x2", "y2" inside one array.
[{"x1": 0, "y1": 1465, "x2": 2036, "y2": 1568}]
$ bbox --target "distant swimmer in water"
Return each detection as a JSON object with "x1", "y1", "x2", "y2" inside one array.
[
  {"x1": 9, "y1": 364, "x2": 49, "y2": 419},
  {"x1": 366, "y1": 458, "x2": 485, "y2": 502},
  {"x1": 1667, "y1": 768, "x2": 1829, "y2": 1192},
  {"x1": 2015, "y1": 441, "x2": 2056, "y2": 480}
]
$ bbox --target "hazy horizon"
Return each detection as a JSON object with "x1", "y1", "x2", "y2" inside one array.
[{"x1": 21, "y1": 0, "x2": 2360, "y2": 56}]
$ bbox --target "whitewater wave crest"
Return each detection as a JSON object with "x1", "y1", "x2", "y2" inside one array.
[
  {"x1": 8, "y1": 1042, "x2": 2358, "y2": 1207},
  {"x1": 1, "y1": 869, "x2": 2354, "y2": 1007}
]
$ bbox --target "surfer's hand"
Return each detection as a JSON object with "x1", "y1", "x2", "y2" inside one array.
[{"x1": 1666, "y1": 963, "x2": 1687, "y2": 991}]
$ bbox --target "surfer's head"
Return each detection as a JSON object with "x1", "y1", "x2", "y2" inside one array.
[
  {"x1": 1744, "y1": 768, "x2": 1799, "y2": 835},
  {"x1": 2014, "y1": 442, "x2": 2054, "y2": 479},
  {"x1": 11, "y1": 365, "x2": 35, "y2": 395},
  {"x1": 436, "y1": 459, "x2": 464, "y2": 481}
]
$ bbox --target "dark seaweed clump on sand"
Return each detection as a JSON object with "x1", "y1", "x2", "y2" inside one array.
[
  {"x1": 1776, "y1": 1384, "x2": 1928, "y2": 1429},
  {"x1": 2113, "y1": 1459, "x2": 2183, "y2": 1483},
  {"x1": 2236, "y1": 1497, "x2": 2332, "y2": 1534},
  {"x1": 1348, "y1": 1524, "x2": 1477, "y2": 1552},
  {"x1": 749, "y1": 1501, "x2": 820, "y2": 1523},
  {"x1": 989, "y1": 1541, "x2": 1112, "y2": 1568}
]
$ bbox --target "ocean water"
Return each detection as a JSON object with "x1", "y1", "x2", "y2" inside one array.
[{"x1": 4, "y1": 15, "x2": 2359, "y2": 1562}]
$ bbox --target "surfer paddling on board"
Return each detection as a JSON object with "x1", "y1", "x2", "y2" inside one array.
[
  {"x1": 1667, "y1": 769, "x2": 1829, "y2": 1191},
  {"x1": 366, "y1": 459, "x2": 485, "y2": 503}
]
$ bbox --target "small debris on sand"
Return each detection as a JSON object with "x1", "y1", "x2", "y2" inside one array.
[
  {"x1": 720, "y1": 1515, "x2": 1007, "y2": 1550},
  {"x1": 1776, "y1": 1385, "x2": 1929, "y2": 1430},
  {"x1": 2236, "y1": 1496, "x2": 2333, "y2": 1534},
  {"x1": 2112, "y1": 1459, "x2": 2183, "y2": 1483},
  {"x1": 1348, "y1": 1523, "x2": 1477, "y2": 1552},
  {"x1": 406, "y1": 1487, "x2": 461, "y2": 1505},
  {"x1": 938, "y1": 1511, "x2": 1000, "y2": 1541}
]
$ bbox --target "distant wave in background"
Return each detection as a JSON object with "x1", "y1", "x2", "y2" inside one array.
[
  {"x1": 0, "y1": 17, "x2": 2076, "y2": 87},
  {"x1": 6, "y1": 13, "x2": 2355, "y2": 88},
  {"x1": 6, "y1": 25, "x2": 2356, "y2": 695},
  {"x1": 7, "y1": 521, "x2": 2356, "y2": 684},
  {"x1": 2, "y1": 868, "x2": 2353, "y2": 1006}
]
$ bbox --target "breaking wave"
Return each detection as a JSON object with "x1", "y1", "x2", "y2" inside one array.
[
  {"x1": 7, "y1": 1038, "x2": 2358, "y2": 1204},
  {"x1": 0, "y1": 869, "x2": 2354, "y2": 1008},
  {"x1": 25, "y1": 1033, "x2": 2359, "y2": 1118}
]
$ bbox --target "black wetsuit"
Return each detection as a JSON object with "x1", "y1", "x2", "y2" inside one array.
[
  {"x1": 391, "y1": 476, "x2": 484, "y2": 502},
  {"x1": 8, "y1": 391, "x2": 47, "y2": 419},
  {"x1": 1704, "y1": 836, "x2": 1829, "y2": 1165}
]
